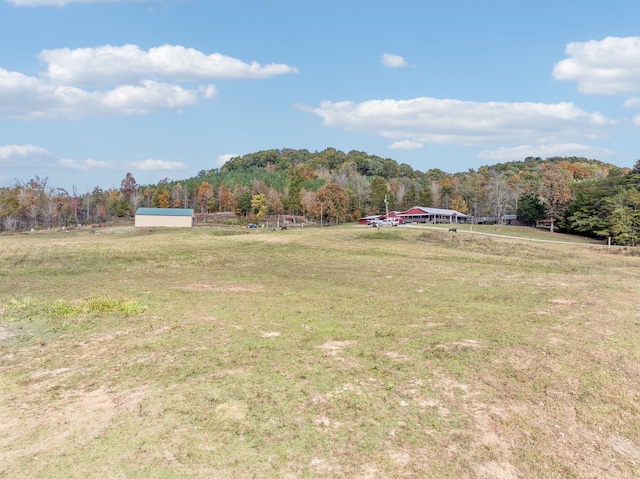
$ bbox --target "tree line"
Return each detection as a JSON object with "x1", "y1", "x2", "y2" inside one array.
[{"x1": 1, "y1": 148, "x2": 638, "y2": 244}]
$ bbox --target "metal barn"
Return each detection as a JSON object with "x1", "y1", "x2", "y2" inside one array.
[{"x1": 135, "y1": 208, "x2": 195, "y2": 228}]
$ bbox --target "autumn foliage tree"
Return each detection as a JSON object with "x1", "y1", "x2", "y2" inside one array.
[
  {"x1": 311, "y1": 183, "x2": 349, "y2": 224},
  {"x1": 157, "y1": 190, "x2": 171, "y2": 208},
  {"x1": 539, "y1": 164, "x2": 573, "y2": 232},
  {"x1": 120, "y1": 172, "x2": 139, "y2": 215},
  {"x1": 171, "y1": 184, "x2": 184, "y2": 208},
  {"x1": 214, "y1": 185, "x2": 229, "y2": 212},
  {"x1": 449, "y1": 194, "x2": 468, "y2": 214},
  {"x1": 251, "y1": 194, "x2": 268, "y2": 221},
  {"x1": 197, "y1": 181, "x2": 214, "y2": 213}
]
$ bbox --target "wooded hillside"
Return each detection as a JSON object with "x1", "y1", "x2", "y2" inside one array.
[{"x1": 1, "y1": 148, "x2": 639, "y2": 244}]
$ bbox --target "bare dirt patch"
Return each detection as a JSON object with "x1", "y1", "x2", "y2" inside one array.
[
  {"x1": 0, "y1": 327, "x2": 14, "y2": 341},
  {"x1": 610, "y1": 435, "x2": 640, "y2": 462},
  {"x1": 551, "y1": 297, "x2": 577, "y2": 305},
  {"x1": 450, "y1": 339, "x2": 481, "y2": 348},
  {"x1": 0, "y1": 385, "x2": 147, "y2": 472},
  {"x1": 215, "y1": 401, "x2": 248, "y2": 421},
  {"x1": 316, "y1": 340, "x2": 357, "y2": 355},
  {"x1": 316, "y1": 340, "x2": 361, "y2": 367},
  {"x1": 261, "y1": 331, "x2": 281, "y2": 338},
  {"x1": 475, "y1": 461, "x2": 520, "y2": 479},
  {"x1": 384, "y1": 351, "x2": 412, "y2": 361}
]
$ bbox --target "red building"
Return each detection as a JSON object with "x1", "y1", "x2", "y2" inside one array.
[
  {"x1": 358, "y1": 215, "x2": 383, "y2": 225},
  {"x1": 396, "y1": 206, "x2": 468, "y2": 224}
]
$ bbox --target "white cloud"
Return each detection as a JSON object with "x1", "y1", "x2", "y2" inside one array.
[
  {"x1": 58, "y1": 158, "x2": 110, "y2": 170},
  {"x1": 216, "y1": 154, "x2": 236, "y2": 167},
  {"x1": 0, "y1": 69, "x2": 204, "y2": 119},
  {"x1": 308, "y1": 97, "x2": 615, "y2": 146},
  {"x1": 0, "y1": 144, "x2": 114, "y2": 171},
  {"x1": 100, "y1": 80, "x2": 199, "y2": 115},
  {"x1": 381, "y1": 54, "x2": 409, "y2": 68},
  {"x1": 553, "y1": 36, "x2": 640, "y2": 95},
  {"x1": 7, "y1": 0, "x2": 123, "y2": 5},
  {"x1": 40, "y1": 44, "x2": 299, "y2": 86},
  {"x1": 0, "y1": 44, "x2": 296, "y2": 119},
  {"x1": 389, "y1": 140, "x2": 424, "y2": 150},
  {"x1": 478, "y1": 144, "x2": 614, "y2": 162},
  {"x1": 622, "y1": 98, "x2": 640, "y2": 126},
  {"x1": 131, "y1": 159, "x2": 190, "y2": 171},
  {"x1": 199, "y1": 84, "x2": 218, "y2": 99},
  {"x1": 624, "y1": 97, "x2": 640, "y2": 109},
  {"x1": 0, "y1": 144, "x2": 55, "y2": 168}
]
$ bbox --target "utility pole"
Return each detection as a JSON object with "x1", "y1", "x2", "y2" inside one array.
[{"x1": 320, "y1": 202, "x2": 323, "y2": 228}]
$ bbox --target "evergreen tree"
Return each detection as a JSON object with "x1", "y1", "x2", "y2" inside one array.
[
  {"x1": 369, "y1": 177, "x2": 388, "y2": 214},
  {"x1": 416, "y1": 183, "x2": 433, "y2": 207},
  {"x1": 403, "y1": 182, "x2": 417, "y2": 209},
  {"x1": 516, "y1": 193, "x2": 546, "y2": 226}
]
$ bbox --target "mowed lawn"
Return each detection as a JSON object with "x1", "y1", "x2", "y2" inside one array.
[{"x1": 1, "y1": 224, "x2": 639, "y2": 478}]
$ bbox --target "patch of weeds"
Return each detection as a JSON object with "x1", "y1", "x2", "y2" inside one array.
[
  {"x1": 374, "y1": 329, "x2": 398, "y2": 338},
  {"x1": 1, "y1": 295, "x2": 146, "y2": 323},
  {"x1": 48, "y1": 300, "x2": 77, "y2": 318},
  {"x1": 48, "y1": 295, "x2": 146, "y2": 319},
  {"x1": 454, "y1": 387, "x2": 466, "y2": 397},
  {"x1": 0, "y1": 296, "x2": 41, "y2": 322}
]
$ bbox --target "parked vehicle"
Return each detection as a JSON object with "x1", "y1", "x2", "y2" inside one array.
[{"x1": 381, "y1": 218, "x2": 402, "y2": 227}]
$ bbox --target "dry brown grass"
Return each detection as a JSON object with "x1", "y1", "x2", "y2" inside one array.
[{"x1": 1, "y1": 224, "x2": 640, "y2": 478}]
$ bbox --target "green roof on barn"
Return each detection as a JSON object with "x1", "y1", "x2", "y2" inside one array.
[{"x1": 136, "y1": 208, "x2": 194, "y2": 217}]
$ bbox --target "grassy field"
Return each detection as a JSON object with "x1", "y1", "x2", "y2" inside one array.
[
  {"x1": 1, "y1": 224, "x2": 639, "y2": 478},
  {"x1": 416, "y1": 223, "x2": 605, "y2": 244}
]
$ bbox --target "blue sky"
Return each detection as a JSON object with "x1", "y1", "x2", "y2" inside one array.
[{"x1": 1, "y1": 0, "x2": 640, "y2": 192}]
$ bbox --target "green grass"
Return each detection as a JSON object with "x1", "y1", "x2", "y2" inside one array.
[
  {"x1": 1, "y1": 224, "x2": 639, "y2": 478},
  {"x1": 423, "y1": 222, "x2": 604, "y2": 244},
  {"x1": 2, "y1": 295, "x2": 145, "y2": 321}
]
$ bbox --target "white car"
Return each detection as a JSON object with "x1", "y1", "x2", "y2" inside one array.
[{"x1": 383, "y1": 218, "x2": 403, "y2": 226}]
